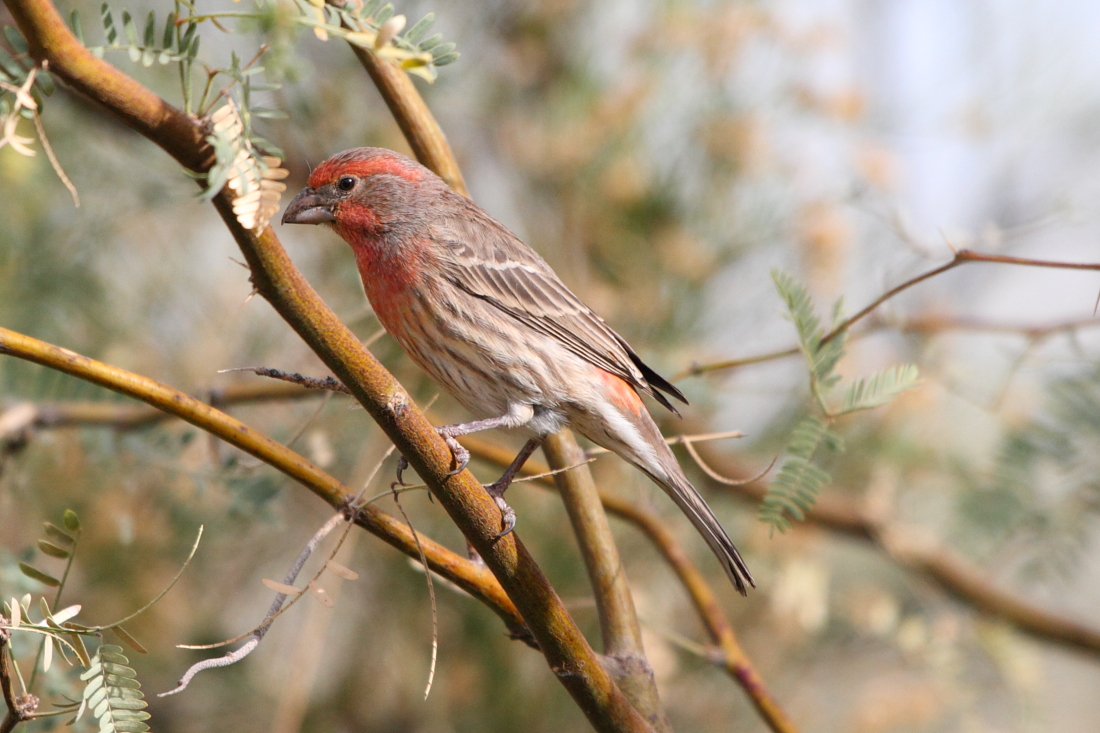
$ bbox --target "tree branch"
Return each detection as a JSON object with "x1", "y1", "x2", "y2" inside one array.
[
  {"x1": 691, "y1": 441, "x2": 1100, "y2": 659},
  {"x1": 345, "y1": 31, "x2": 665, "y2": 729},
  {"x1": 543, "y1": 432, "x2": 669, "y2": 732},
  {"x1": 460, "y1": 435, "x2": 799, "y2": 733},
  {"x1": 0, "y1": 326, "x2": 528, "y2": 640},
  {"x1": 679, "y1": 250, "x2": 1100, "y2": 379},
  {"x1": 5, "y1": 1, "x2": 652, "y2": 728}
]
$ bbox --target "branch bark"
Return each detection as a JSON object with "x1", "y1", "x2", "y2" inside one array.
[
  {"x1": 0, "y1": 326, "x2": 528, "y2": 639},
  {"x1": 543, "y1": 432, "x2": 669, "y2": 732},
  {"x1": 691, "y1": 441, "x2": 1100, "y2": 659},
  {"x1": 4, "y1": 0, "x2": 653, "y2": 728},
  {"x1": 347, "y1": 30, "x2": 666, "y2": 729},
  {"x1": 461, "y1": 435, "x2": 799, "y2": 733}
]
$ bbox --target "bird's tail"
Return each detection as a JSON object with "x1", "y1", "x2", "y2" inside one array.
[{"x1": 641, "y1": 459, "x2": 755, "y2": 596}]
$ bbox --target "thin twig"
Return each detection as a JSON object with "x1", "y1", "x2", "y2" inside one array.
[
  {"x1": 681, "y1": 250, "x2": 1100, "y2": 379},
  {"x1": 389, "y1": 486, "x2": 438, "y2": 700}
]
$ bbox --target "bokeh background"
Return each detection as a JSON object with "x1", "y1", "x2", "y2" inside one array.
[{"x1": 3, "y1": 0, "x2": 1100, "y2": 731}]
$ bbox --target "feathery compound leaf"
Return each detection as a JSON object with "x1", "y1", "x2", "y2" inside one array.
[
  {"x1": 83, "y1": 646, "x2": 151, "y2": 733},
  {"x1": 771, "y1": 268, "x2": 852, "y2": 391},
  {"x1": 759, "y1": 416, "x2": 839, "y2": 532},
  {"x1": 842, "y1": 364, "x2": 920, "y2": 413}
]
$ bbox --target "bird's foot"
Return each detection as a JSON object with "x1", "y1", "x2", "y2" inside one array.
[
  {"x1": 485, "y1": 477, "x2": 517, "y2": 538},
  {"x1": 392, "y1": 429, "x2": 470, "y2": 487},
  {"x1": 439, "y1": 432, "x2": 471, "y2": 476}
]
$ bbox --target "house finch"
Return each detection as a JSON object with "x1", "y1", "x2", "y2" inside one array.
[{"x1": 282, "y1": 147, "x2": 754, "y2": 595}]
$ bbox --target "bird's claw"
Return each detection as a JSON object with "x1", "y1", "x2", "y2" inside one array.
[
  {"x1": 486, "y1": 480, "x2": 517, "y2": 538},
  {"x1": 440, "y1": 433, "x2": 471, "y2": 476},
  {"x1": 394, "y1": 455, "x2": 410, "y2": 486}
]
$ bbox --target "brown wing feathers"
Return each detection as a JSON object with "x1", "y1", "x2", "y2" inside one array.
[{"x1": 435, "y1": 211, "x2": 687, "y2": 414}]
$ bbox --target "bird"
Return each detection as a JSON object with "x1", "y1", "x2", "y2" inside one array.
[{"x1": 281, "y1": 147, "x2": 754, "y2": 595}]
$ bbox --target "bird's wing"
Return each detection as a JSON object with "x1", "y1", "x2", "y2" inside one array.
[{"x1": 432, "y1": 206, "x2": 686, "y2": 412}]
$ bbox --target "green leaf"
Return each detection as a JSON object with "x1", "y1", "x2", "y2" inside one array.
[
  {"x1": 102, "y1": 662, "x2": 137, "y2": 678},
  {"x1": 179, "y1": 22, "x2": 197, "y2": 55},
  {"x1": 71, "y1": 10, "x2": 86, "y2": 44},
  {"x1": 250, "y1": 107, "x2": 288, "y2": 119},
  {"x1": 33, "y1": 70, "x2": 56, "y2": 95},
  {"x1": 108, "y1": 699, "x2": 147, "y2": 711},
  {"x1": 113, "y1": 722, "x2": 150, "y2": 733},
  {"x1": 432, "y1": 51, "x2": 459, "y2": 66},
  {"x1": 105, "y1": 675, "x2": 141, "y2": 690},
  {"x1": 142, "y1": 11, "x2": 155, "y2": 48},
  {"x1": 122, "y1": 11, "x2": 138, "y2": 46},
  {"x1": 373, "y1": 3, "x2": 394, "y2": 25},
  {"x1": 37, "y1": 540, "x2": 71, "y2": 559},
  {"x1": 430, "y1": 41, "x2": 456, "y2": 58},
  {"x1": 418, "y1": 32, "x2": 443, "y2": 51},
  {"x1": 63, "y1": 509, "x2": 82, "y2": 532},
  {"x1": 404, "y1": 12, "x2": 434, "y2": 44},
  {"x1": 4, "y1": 26, "x2": 28, "y2": 54},
  {"x1": 19, "y1": 562, "x2": 61, "y2": 587},
  {"x1": 841, "y1": 364, "x2": 920, "y2": 413},
  {"x1": 162, "y1": 11, "x2": 175, "y2": 50},
  {"x1": 101, "y1": 4, "x2": 118, "y2": 45},
  {"x1": 359, "y1": 0, "x2": 383, "y2": 20}
]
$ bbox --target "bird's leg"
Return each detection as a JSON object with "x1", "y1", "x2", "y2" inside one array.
[
  {"x1": 485, "y1": 438, "x2": 543, "y2": 538},
  {"x1": 393, "y1": 406, "x2": 536, "y2": 484}
]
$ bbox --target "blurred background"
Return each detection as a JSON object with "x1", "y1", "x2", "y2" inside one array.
[{"x1": 3, "y1": 0, "x2": 1100, "y2": 731}]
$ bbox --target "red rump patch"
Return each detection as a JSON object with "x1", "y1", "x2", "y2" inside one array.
[
  {"x1": 308, "y1": 148, "x2": 424, "y2": 189},
  {"x1": 598, "y1": 369, "x2": 644, "y2": 416}
]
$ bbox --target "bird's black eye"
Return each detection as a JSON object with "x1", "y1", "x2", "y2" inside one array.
[{"x1": 336, "y1": 176, "x2": 357, "y2": 192}]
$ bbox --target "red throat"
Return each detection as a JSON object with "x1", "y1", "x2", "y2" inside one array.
[{"x1": 341, "y1": 227, "x2": 425, "y2": 326}]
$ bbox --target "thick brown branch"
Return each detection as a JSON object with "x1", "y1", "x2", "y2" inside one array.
[
  {"x1": 6, "y1": 2, "x2": 651, "y2": 728},
  {"x1": 0, "y1": 326, "x2": 527, "y2": 639},
  {"x1": 345, "y1": 41, "x2": 659, "y2": 730},
  {"x1": 543, "y1": 432, "x2": 669, "y2": 733}
]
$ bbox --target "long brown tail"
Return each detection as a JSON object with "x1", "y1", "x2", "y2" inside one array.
[{"x1": 643, "y1": 462, "x2": 755, "y2": 595}]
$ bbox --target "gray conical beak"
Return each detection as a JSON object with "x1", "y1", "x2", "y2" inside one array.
[{"x1": 282, "y1": 188, "x2": 336, "y2": 225}]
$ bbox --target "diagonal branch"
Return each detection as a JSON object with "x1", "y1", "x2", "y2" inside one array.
[
  {"x1": 4, "y1": 1, "x2": 652, "y2": 728},
  {"x1": 0, "y1": 325, "x2": 527, "y2": 640},
  {"x1": 346, "y1": 29, "x2": 667, "y2": 730},
  {"x1": 680, "y1": 250, "x2": 1100, "y2": 379}
]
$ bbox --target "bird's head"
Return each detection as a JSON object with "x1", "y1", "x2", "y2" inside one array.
[{"x1": 281, "y1": 147, "x2": 439, "y2": 236}]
